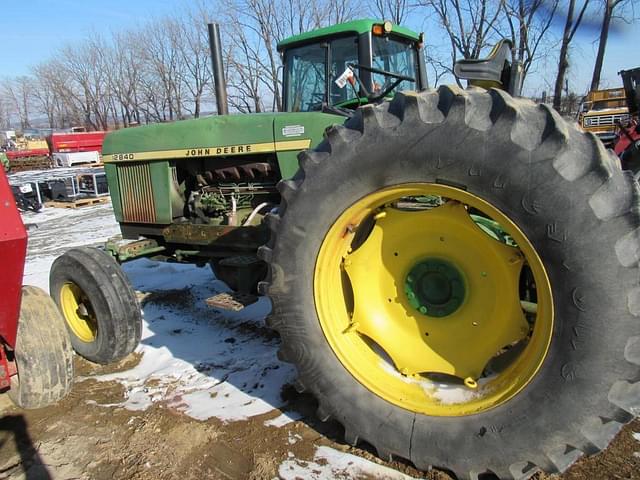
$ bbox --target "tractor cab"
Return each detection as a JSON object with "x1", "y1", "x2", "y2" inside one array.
[{"x1": 277, "y1": 20, "x2": 428, "y2": 113}]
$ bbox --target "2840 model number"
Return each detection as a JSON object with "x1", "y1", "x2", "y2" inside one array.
[{"x1": 112, "y1": 153, "x2": 135, "y2": 161}]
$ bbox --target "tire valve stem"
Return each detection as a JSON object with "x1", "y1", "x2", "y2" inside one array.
[{"x1": 464, "y1": 377, "x2": 478, "y2": 389}]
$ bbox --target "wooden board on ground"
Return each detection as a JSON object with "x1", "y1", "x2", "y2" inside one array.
[
  {"x1": 205, "y1": 292, "x2": 259, "y2": 311},
  {"x1": 45, "y1": 196, "x2": 110, "y2": 209}
]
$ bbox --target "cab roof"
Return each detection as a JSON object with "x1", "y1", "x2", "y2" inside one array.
[{"x1": 277, "y1": 19, "x2": 420, "y2": 51}]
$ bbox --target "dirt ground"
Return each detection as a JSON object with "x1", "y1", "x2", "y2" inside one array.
[{"x1": 0, "y1": 351, "x2": 638, "y2": 480}]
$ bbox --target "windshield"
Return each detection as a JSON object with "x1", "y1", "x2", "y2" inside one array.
[
  {"x1": 371, "y1": 35, "x2": 416, "y2": 94},
  {"x1": 590, "y1": 99, "x2": 627, "y2": 111},
  {"x1": 284, "y1": 34, "x2": 417, "y2": 112}
]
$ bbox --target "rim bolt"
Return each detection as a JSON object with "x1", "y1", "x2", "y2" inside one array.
[
  {"x1": 464, "y1": 377, "x2": 478, "y2": 389},
  {"x1": 407, "y1": 275, "x2": 413, "y2": 283},
  {"x1": 481, "y1": 271, "x2": 487, "y2": 277}
]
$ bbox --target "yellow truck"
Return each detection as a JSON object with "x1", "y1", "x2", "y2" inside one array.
[{"x1": 578, "y1": 87, "x2": 631, "y2": 145}]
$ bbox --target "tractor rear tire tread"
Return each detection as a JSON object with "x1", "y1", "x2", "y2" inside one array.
[
  {"x1": 265, "y1": 86, "x2": 640, "y2": 479},
  {"x1": 9, "y1": 286, "x2": 74, "y2": 409}
]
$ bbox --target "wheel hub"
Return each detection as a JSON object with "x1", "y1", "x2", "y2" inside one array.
[
  {"x1": 405, "y1": 259, "x2": 465, "y2": 317},
  {"x1": 314, "y1": 183, "x2": 554, "y2": 416},
  {"x1": 60, "y1": 282, "x2": 97, "y2": 343}
]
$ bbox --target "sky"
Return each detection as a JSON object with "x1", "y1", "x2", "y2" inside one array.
[{"x1": 1, "y1": 0, "x2": 639, "y2": 97}]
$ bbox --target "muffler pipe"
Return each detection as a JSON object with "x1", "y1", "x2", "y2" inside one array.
[{"x1": 208, "y1": 23, "x2": 229, "y2": 116}]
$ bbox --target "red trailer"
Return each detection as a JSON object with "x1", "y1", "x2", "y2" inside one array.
[
  {"x1": 0, "y1": 168, "x2": 73, "y2": 408},
  {"x1": 5, "y1": 148, "x2": 50, "y2": 160},
  {"x1": 49, "y1": 131, "x2": 106, "y2": 167},
  {"x1": 48, "y1": 131, "x2": 106, "y2": 153}
]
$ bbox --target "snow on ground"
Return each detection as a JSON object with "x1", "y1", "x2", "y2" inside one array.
[
  {"x1": 21, "y1": 202, "x2": 120, "y2": 291},
  {"x1": 279, "y1": 446, "x2": 416, "y2": 480},
  {"x1": 21, "y1": 200, "x2": 297, "y2": 424},
  {"x1": 19, "y1": 200, "x2": 414, "y2": 478},
  {"x1": 96, "y1": 258, "x2": 297, "y2": 422}
]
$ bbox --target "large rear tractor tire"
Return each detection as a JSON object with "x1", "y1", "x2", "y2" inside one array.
[
  {"x1": 50, "y1": 247, "x2": 142, "y2": 364},
  {"x1": 260, "y1": 87, "x2": 640, "y2": 479},
  {"x1": 9, "y1": 286, "x2": 74, "y2": 409}
]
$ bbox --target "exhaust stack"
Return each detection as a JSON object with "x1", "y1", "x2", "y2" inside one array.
[{"x1": 208, "y1": 23, "x2": 229, "y2": 116}]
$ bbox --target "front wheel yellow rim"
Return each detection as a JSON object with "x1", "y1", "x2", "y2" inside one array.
[
  {"x1": 314, "y1": 183, "x2": 553, "y2": 416},
  {"x1": 60, "y1": 282, "x2": 98, "y2": 343}
]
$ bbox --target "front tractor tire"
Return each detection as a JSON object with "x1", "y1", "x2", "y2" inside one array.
[
  {"x1": 261, "y1": 87, "x2": 640, "y2": 479},
  {"x1": 9, "y1": 286, "x2": 74, "y2": 409},
  {"x1": 50, "y1": 247, "x2": 142, "y2": 364}
]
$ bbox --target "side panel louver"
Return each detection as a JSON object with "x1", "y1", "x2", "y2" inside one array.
[{"x1": 117, "y1": 163, "x2": 157, "y2": 223}]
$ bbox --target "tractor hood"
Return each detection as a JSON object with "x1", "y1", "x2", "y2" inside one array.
[{"x1": 102, "y1": 111, "x2": 342, "y2": 163}]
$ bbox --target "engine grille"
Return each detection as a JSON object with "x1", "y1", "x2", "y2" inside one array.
[
  {"x1": 584, "y1": 113, "x2": 630, "y2": 127},
  {"x1": 117, "y1": 163, "x2": 157, "y2": 223}
]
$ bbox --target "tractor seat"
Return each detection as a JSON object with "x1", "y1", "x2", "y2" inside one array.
[{"x1": 454, "y1": 39, "x2": 513, "y2": 86}]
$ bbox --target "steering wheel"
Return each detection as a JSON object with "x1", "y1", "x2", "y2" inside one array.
[
  {"x1": 347, "y1": 63, "x2": 415, "y2": 102},
  {"x1": 307, "y1": 92, "x2": 326, "y2": 111},
  {"x1": 349, "y1": 63, "x2": 415, "y2": 83}
]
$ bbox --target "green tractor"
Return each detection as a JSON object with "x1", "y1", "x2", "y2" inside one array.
[{"x1": 49, "y1": 19, "x2": 640, "y2": 479}]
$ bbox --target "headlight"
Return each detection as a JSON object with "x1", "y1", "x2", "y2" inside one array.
[{"x1": 583, "y1": 117, "x2": 593, "y2": 127}]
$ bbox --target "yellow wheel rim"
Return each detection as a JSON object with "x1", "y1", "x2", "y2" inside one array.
[
  {"x1": 314, "y1": 184, "x2": 553, "y2": 416},
  {"x1": 60, "y1": 282, "x2": 98, "y2": 343}
]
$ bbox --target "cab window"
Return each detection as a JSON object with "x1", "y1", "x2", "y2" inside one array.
[
  {"x1": 371, "y1": 35, "x2": 417, "y2": 95},
  {"x1": 285, "y1": 43, "x2": 327, "y2": 112}
]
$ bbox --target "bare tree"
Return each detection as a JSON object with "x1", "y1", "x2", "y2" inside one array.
[
  {"x1": 422, "y1": 41, "x2": 454, "y2": 87},
  {"x1": 326, "y1": 0, "x2": 361, "y2": 23},
  {"x1": 107, "y1": 32, "x2": 144, "y2": 127},
  {"x1": 419, "y1": 0, "x2": 504, "y2": 85},
  {"x1": 2, "y1": 77, "x2": 34, "y2": 129},
  {"x1": 0, "y1": 95, "x2": 11, "y2": 129},
  {"x1": 502, "y1": 0, "x2": 559, "y2": 90},
  {"x1": 180, "y1": 14, "x2": 212, "y2": 118},
  {"x1": 590, "y1": 0, "x2": 637, "y2": 91},
  {"x1": 140, "y1": 19, "x2": 187, "y2": 121},
  {"x1": 372, "y1": 0, "x2": 410, "y2": 23},
  {"x1": 217, "y1": 0, "x2": 358, "y2": 112},
  {"x1": 54, "y1": 41, "x2": 108, "y2": 129},
  {"x1": 30, "y1": 67, "x2": 57, "y2": 128},
  {"x1": 224, "y1": 21, "x2": 267, "y2": 112},
  {"x1": 552, "y1": 0, "x2": 591, "y2": 111}
]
